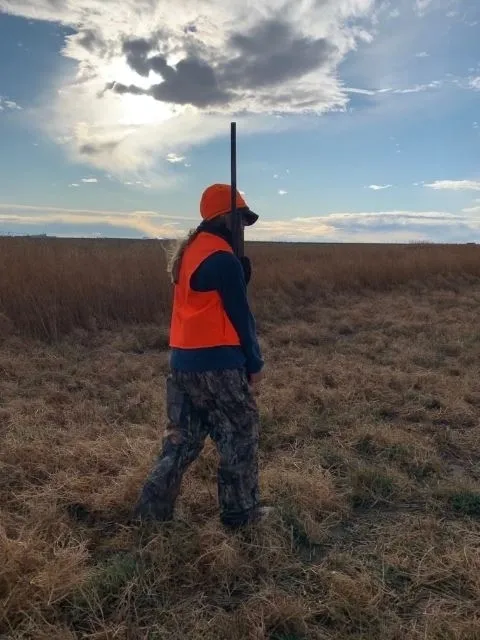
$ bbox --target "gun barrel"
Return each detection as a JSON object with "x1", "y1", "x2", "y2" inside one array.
[{"x1": 230, "y1": 122, "x2": 244, "y2": 258}]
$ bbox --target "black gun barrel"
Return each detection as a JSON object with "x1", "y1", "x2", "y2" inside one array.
[{"x1": 230, "y1": 122, "x2": 244, "y2": 258}]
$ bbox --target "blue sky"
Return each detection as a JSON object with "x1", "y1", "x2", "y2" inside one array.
[{"x1": 0, "y1": 0, "x2": 479, "y2": 242}]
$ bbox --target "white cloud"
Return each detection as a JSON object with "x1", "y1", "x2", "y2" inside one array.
[
  {"x1": 4, "y1": 100, "x2": 21, "y2": 110},
  {"x1": 81, "y1": 177, "x2": 98, "y2": 183},
  {"x1": 391, "y1": 81, "x2": 442, "y2": 94},
  {"x1": 273, "y1": 174, "x2": 279, "y2": 179},
  {"x1": 389, "y1": 9, "x2": 400, "y2": 18},
  {"x1": 368, "y1": 184, "x2": 392, "y2": 190},
  {"x1": 415, "y1": 0, "x2": 433, "y2": 16},
  {"x1": 278, "y1": 190, "x2": 288, "y2": 196},
  {"x1": 0, "y1": 203, "x2": 196, "y2": 238},
  {"x1": 166, "y1": 153, "x2": 186, "y2": 164},
  {"x1": 4, "y1": 203, "x2": 480, "y2": 243},
  {"x1": 415, "y1": 51, "x2": 429, "y2": 58},
  {"x1": 347, "y1": 80, "x2": 443, "y2": 98},
  {"x1": 425, "y1": 180, "x2": 480, "y2": 192},
  {"x1": 69, "y1": 183, "x2": 80, "y2": 187},
  {"x1": 0, "y1": 0, "x2": 377, "y2": 175},
  {"x1": 346, "y1": 87, "x2": 377, "y2": 96},
  {"x1": 469, "y1": 77, "x2": 480, "y2": 90},
  {"x1": 462, "y1": 205, "x2": 480, "y2": 214},
  {"x1": 123, "y1": 179, "x2": 151, "y2": 187},
  {"x1": 0, "y1": 97, "x2": 22, "y2": 111},
  {"x1": 251, "y1": 209, "x2": 478, "y2": 243}
]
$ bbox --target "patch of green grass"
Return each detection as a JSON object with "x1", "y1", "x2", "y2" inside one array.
[
  {"x1": 380, "y1": 444, "x2": 440, "y2": 481},
  {"x1": 94, "y1": 552, "x2": 138, "y2": 596},
  {"x1": 405, "y1": 460, "x2": 439, "y2": 481},
  {"x1": 375, "y1": 406, "x2": 399, "y2": 421},
  {"x1": 355, "y1": 434, "x2": 380, "y2": 457},
  {"x1": 355, "y1": 439, "x2": 437, "y2": 483},
  {"x1": 319, "y1": 446, "x2": 349, "y2": 475},
  {"x1": 68, "y1": 552, "x2": 139, "y2": 625},
  {"x1": 450, "y1": 491, "x2": 480, "y2": 517},
  {"x1": 260, "y1": 410, "x2": 292, "y2": 452},
  {"x1": 383, "y1": 444, "x2": 410, "y2": 462},
  {"x1": 424, "y1": 397, "x2": 443, "y2": 410},
  {"x1": 382, "y1": 564, "x2": 412, "y2": 592},
  {"x1": 351, "y1": 468, "x2": 396, "y2": 508}
]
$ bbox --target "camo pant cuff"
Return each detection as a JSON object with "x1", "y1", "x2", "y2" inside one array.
[
  {"x1": 133, "y1": 494, "x2": 175, "y2": 523},
  {"x1": 221, "y1": 508, "x2": 258, "y2": 529}
]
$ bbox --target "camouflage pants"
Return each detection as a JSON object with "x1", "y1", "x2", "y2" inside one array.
[{"x1": 134, "y1": 369, "x2": 260, "y2": 528}]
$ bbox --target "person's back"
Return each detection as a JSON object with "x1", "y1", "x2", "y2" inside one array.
[
  {"x1": 133, "y1": 184, "x2": 270, "y2": 529},
  {"x1": 170, "y1": 230, "x2": 241, "y2": 352}
]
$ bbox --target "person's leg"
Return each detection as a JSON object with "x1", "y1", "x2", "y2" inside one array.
[
  {"x1": 205, "y1": 370, "x2": 261, "y2": 528},
  {"x1": 133, "y1": 373, "x2": 208, "y2": 521}
]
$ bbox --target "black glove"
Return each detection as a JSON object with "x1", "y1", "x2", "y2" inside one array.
[{"x1": 240, "y1": 256, "x2": 252, "y2": 285}]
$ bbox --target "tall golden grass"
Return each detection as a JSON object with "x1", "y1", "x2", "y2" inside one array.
[{"x1": 1, "y1": 237, "x2": 480, "y2": 340}]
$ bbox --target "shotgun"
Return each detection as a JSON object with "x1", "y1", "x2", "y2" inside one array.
[{"x1": 230, "y1": 122, "x2": 244, "y2": 259}]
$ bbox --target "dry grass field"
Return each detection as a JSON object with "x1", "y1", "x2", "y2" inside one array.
[{"x1": 1, "y1": 237, "x2": 480, "y2": 639}]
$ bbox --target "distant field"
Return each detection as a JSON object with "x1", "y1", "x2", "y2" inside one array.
[
  {"x1": 1, "y1": 239, "x2": 480, "y2": 639},
  {"x1": 2, "y1": 237, "x2": 480, "y2": 340}
]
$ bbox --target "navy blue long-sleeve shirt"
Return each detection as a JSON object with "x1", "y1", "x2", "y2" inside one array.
[{"x1": 170, "y1": 247, "x2": 264, "y2": 375}]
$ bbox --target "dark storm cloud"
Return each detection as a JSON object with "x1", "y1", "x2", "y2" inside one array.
[
  {"x1": 224, "y1": 19, "x2": 335, "y2": 89},
  {"x1": 43, "y1": 0, "x2": 66, "y2": 8},
  {"x1": 110, "y1": 17, "x2": 336, "y2": 109},
  {"x1": 107, "y1": 81, "x2": 146, "y2": 96},
  {"x1": 122, "y1": 37, "x2": 154, "y2": 77},
  {"x1": 79, "y1": 140, "x2": 120, "y2": 156},
  {"x1": 108, "y1": 50, "x2": 231, "y2": 107},
  {"x1": 261, "y1": 91, "x2": 327, "y2": 108},
  {"x1": 76, "y1": 29, "x2": 104, "y2": 52},
  {"x1": 148, "y1": 56, "x2": 231, "y2": 106}
]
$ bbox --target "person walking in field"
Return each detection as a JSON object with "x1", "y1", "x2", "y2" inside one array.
[{"x1": 134, "y1": 184, "x2": 270, "y2": 529}]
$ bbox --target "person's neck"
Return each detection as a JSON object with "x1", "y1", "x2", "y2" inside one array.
[{"x1": 198, "y1": 220, "x2": 233, "y2": 248}]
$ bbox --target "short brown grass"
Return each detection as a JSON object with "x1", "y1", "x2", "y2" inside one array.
[{"x1": 2, "y1": 238, "x2": 480, "y2": 639}]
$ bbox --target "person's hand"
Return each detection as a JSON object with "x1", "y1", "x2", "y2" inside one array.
[{"x1": 249, "y1": 370, "x2": 264, "y2": 387}]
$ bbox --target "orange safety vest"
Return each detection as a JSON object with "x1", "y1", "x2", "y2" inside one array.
[{"x1": 169, "y1": 232, "x2": 241, "y2": 349}]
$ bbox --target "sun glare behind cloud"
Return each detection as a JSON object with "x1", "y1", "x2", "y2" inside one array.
[
  {"x1": 99, "y1": 60, "x2": 181, "y2": 127},
  {"x1": 117, "y1": 94, "x2": 179, "y2": 127},
  {"x1": 102, "y1": 59, "x2": 156, "y2": 91}
]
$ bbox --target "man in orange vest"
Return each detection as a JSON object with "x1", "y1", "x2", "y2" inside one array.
[{"x1": 134, "y1": 184, "x2": 270, "y2": 528}]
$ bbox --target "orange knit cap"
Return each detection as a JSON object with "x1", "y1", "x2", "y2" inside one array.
[{"x1": 200, "y1": 184, "x2": 258, "y2": 225}]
